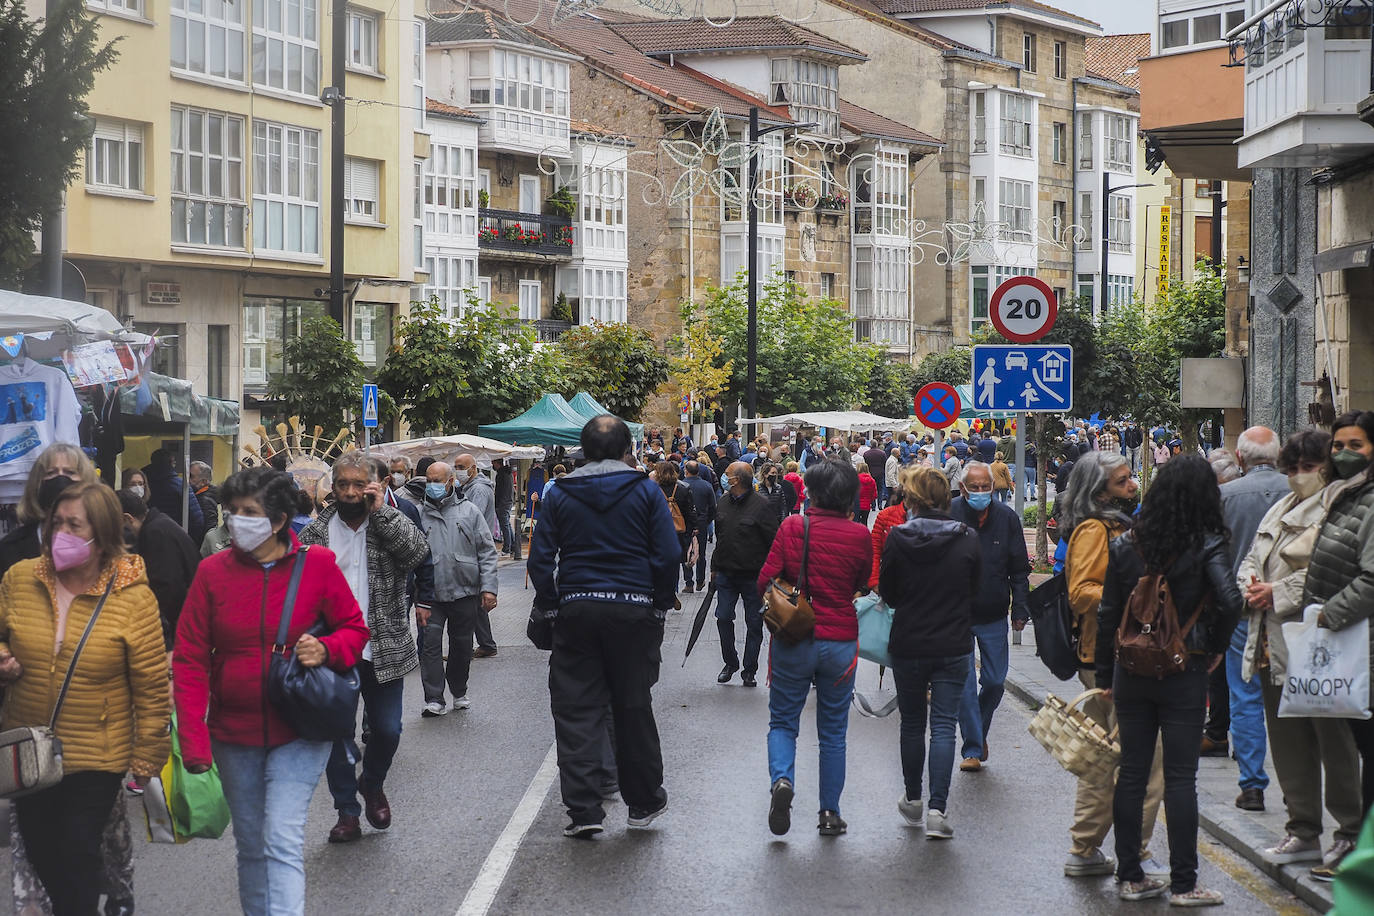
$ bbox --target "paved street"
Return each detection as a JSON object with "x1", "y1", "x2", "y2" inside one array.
[{"x1": 102, "y1": 559, "x2": 1314, "y2": 916}]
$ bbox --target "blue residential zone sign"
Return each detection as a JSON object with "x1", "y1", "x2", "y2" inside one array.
[
  {"x1": 971, "y1": 345, "x2": 1073, "y2": 414},
  {"x1": 362, "y1": 384, "x2": 379, "y2": 428}
]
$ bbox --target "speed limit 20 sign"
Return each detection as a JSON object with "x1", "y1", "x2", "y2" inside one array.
[{"x1": 989, "y1": 275, "x2": 1058, "y2": 343}]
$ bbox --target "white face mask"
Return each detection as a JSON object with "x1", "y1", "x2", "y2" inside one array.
[
  {"x1": 227, "y1": 514, "x2": 274, "y2": 553},
  {"x1": 128, "y1": 484, "x2": 146, "y2": 499},
  {"x1": 1288, "y1": 470, "x2": 1324, "y2": 501},
  {"x1": 390, "y1": 472, "x2": 406, "y2": 487}
]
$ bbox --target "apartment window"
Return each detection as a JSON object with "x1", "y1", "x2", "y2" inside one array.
[
  {"x1": 577, "y1": 161, "x2": 626, "y2": 252},
  {"x1": 424, "y1": 255, "x2": 477, "y2": 318},
  {"x1": 821, "y1": 273, "x2": 835, "y2": 300},
  {"x1": 726, "y1": 133, "x2": 782, "y2": 225},
  {"x1": 972, "y1": 92, "x2": 987, "y2": 153},
  {"x1": 581, "y1": 267, "x2": 626, "y2": 324},
  {"x1": 1192, "y1": 14, "x2": 1221, "y2": 44},
  {"x1": 251, "y1": 120, "x2": 321, "y2": 256},
  {"x1": 171, "y1": 0, "x2": 246, "y2": 81},
  {"x1": 518, "y1": 280, "x2": 542, "y2": 321},
  {"x1": 771, "y1": 58, "x2": 839, "y2": 136},
  {"x1": 412, "y1": 21, "x2": 424, "y2": 125},
  {"x1": 477, "y1": 276, "x2": 491, "y2": 304},
  {"x1": 1226, "y1": 10, "x2": 1245, "y2": 33},
  {"x1": 870, "y1": 149, "x2": 908, "y2": 235},
  {"x1": 251, "y1": 0, "x2": 319, "y2": 96},
  {"x1": 413, "y1": 159, "x2": 424, "y2": 270},
  {"x1": 133, "y1": 323, "x2": 182, "y2": 376},
  {"x1": 1162, "y1": 18, "x2": 1189, "y2": 49},
  {"x1": 351, "y1": 302, "x2": 389, "y2": 366},
  {"x1": 241, "y1": 297, "x2": 325, "y2": 386},
  {"x1": 348, "y1": 9, "x2": 377, "y2": 72},
  {"x1": 1078, "y1": 191, "x2": 1093, "y2": 249},
  {"x1": 972, "y1": 177, "x2": 986, "y2": 226},
  {"x1": 1108, "y1": 195, "x2": 1132, "y2": 253},
  {"x1": 1052, "y1": 199, "x2": 1067, "y2": 240},
  {"x1": 1054, "y1": 286, "x2": 1067, "y2": 307},
  {"x1": 999, "y1": 94, "x2": 1032, "y2": 157},
  {"x1": 1078, "y1": 113, "x2": 1093, "y2": 168},
  {"x1": 1053, "y1": 40, "x2": 1066, "y2": 79},
  {"x1": 971, "y1": 265, "x2": 989, "y2": 327},
  {"x1": 1022, "y1": 32, "x2": 1037, "y2": 72},
  {"x1": 344, "y1": 157, "x2": 379, "y2": 222},
  {"x1": 425, "y1": 142, "x2": 478, "y2": 239},
  {"x1": 1105, "y1": 114, "x2": 1133, "y2": 171},
  {"x1": 88, "y1": 0, "x2": 144, "y2": 15},
  {"x1": 468, "y1": 49, "x2": 569, "y2": 136},
  {"x1": 1077, "y1": 273, "x2": 1095, "y2": 309},
  {"x1": 87, "y1": 118, "x2": 144, "y2": 192},
  {"x1": 1108, "y1": 274, "x2": 1133, "y2": 307},
  {"x1": 170, "y1": 106, "x2": 246, "y2": 248},
  {"x1": 1196, "y1": 179, "x2": 1216, "y2": 199},
  {"x1": 854, "y1": 244, "x2": 909, "y2": 346},
  {"x1": 1051, "y1": 122, "x2": 1066, "y2": 164},
  {"x1": 998, "y1": 178, "x2": 1032, "y2": 242},
  {"x1": 206, "y1": 325, "x2": 228, "y2": 398}
]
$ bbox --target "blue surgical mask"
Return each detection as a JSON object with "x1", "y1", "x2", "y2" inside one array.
[
  {"x1": 966, "y1": 491, "x2": 993, "y2": 511},
  {"x1": 425, "y1": 482, "x2": 449, "y2": 500}
]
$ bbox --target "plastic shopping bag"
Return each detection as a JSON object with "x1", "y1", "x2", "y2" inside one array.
[
  {"x1": 1279, "y1": 604, "x2": 1371, "y2": 719},
  {"x1": 854, "y1": 592, "x2": 893, "y2": 667},
  {"x1": 166, "y1": 720, "x2": 231, "y2": 839}
]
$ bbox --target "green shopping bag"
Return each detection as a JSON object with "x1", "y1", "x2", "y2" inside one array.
[
  {"x1": 165, "y1": 716, "x2": 231, "y2": 840},
  {"x1": 1333, "y1": 807, "x2": 1374, "y2": 913}
]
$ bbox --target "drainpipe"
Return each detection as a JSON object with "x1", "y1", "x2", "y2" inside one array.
[{"x1": 1071, "y1": 80, "x2": 1078, "y2": 291}]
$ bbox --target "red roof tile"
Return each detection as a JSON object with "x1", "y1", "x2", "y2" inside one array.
[
  {"x1": 839, "y1": 99, "x2": 943, "y2": 148},
  {"x1": 425, "y1": 98, "x2": 481, "y2": 121},
  {"x1": 1084, "y1": 33, "x2": 1150, "y2": 91},
  {"x1": 606, "y1": 17, "x2": 867, "y2": 61}
]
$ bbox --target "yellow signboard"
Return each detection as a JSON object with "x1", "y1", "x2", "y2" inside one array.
[{"x1": 1158, "y1": 205, "x2": 1172, "y2": 297}]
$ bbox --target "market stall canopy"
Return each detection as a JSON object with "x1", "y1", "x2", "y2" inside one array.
[
  {"x1": 566, "y1": 391, "x2": 644, "y2": 442},
  {"x1": 955, "y1": 384, "x2": 1016, "y2": 421},
  {"x1": 118, "y1": 372, "x2": 240, "y2": 436},
  {"x1": 477, "y1": 394, "x2": 587, "y2": 447},
  {"x1": 368, "y1": 434, "x2": 544, "y2": 470},
  {"x1": 737, "y1": 410, "x2": 912, "y2": 430},
  {"x1": 0, "y1": 290, "x2": 150, "y2": 358}
]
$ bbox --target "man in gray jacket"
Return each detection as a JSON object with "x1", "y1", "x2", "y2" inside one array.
[
  {"x1": 1218, "y1": 426, "x2": 1286, "y2": 812},
  {"x1": 456, "y1": 452, "x2": 501, "y2": 658},
  {"x1": 415, "y1": 460, "x2": 499, "y2": 717}
]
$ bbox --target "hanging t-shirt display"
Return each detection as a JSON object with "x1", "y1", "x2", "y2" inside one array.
[{"x1": 0, "y1": 360, "x2": 82, "y2": 501}]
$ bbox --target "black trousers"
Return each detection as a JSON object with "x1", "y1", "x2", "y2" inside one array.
[
  {"x1": 15, "y1": 770, "x2": 122, "y2": 916},
  {"x1": 1347, "y1": 717, "x2": 1374, "y2": 820},
  {"x1": 1113, "y1": 665, "x2": 1208, "y2": 894},
  {"x1": 422, "y1": 596, "x2": 478, "y2": 702},
  {"x1": 1203, "y1": 661, "x2": 1229, "y2": 742},
  {"x1": 549, "y1": 601, "x2": 667, "y2": 826}
]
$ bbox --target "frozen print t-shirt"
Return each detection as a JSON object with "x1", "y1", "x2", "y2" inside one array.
[{"x1": 0, "y1": 361, "x2": 81, "y2": 485}]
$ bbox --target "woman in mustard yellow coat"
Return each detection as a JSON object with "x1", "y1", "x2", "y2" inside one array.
[{"x1": 0, "y1": 482, "x2": 169, "y2": 916}]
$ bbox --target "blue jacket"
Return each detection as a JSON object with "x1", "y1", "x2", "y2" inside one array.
[
  {"x1": 529, "y1": 460, "x2": 682, "y2": 613},
  {"x1": 681, "y1": 475, "x2": 717, "y2": 531}
]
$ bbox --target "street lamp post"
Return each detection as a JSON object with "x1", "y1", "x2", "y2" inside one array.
[{"x1": 1100, "y1": 174, "x2": 1152, "y2": 316}]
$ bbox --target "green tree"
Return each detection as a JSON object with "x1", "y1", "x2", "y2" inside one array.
[
  {"x1": 0, "y1": 0, "x2": 118, "y2": 283},
  {"x1": 556, "y1": 321, "x2": 670, "y2": 422},
  {"x1": 376, "y1": 299, "x2": 467, "y2": 435},
  {"x1": 911, "y1": 347, "x2": 972, "y2": 391},
  {"x1": 667, "y1": 307, "x2": 733, "y2": 428},
  {"x1": 267, "y1": 316, "x2": 368, "y2": 435},
  {"x1": 1154, "y1": 264, "x2": 1227, "y2": 452},
  {"x1": 865, "y1": 359, "x2": 919, "y2": 419},
  {"x1": 699, "y1": 274, "x2": 879, "y2": 414}
]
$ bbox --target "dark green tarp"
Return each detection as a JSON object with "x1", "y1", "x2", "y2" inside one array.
[
  {"x1": 478, "y1": 393, "x2": 587, "y2": 447},
  {"x1": 566, "y1": 392, "x2": 644, "y2": 442}
]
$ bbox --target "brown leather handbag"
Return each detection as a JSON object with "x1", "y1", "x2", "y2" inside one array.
[{"x1": 764, "y1": 515, "x2": 815, "y2": 645}]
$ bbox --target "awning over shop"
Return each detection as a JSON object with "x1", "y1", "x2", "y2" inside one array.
[
  {"x1": 737, "y1": 410, "x2": 912, "y2": 429},
  {"x1": 0, "y1": 289, "x2": 151, "y2": 358},
  {"x1": 478, "y1": 394, "x2": 588, "y2": 446},
  {"x1": 368, "y1": 434, "x2": 544, "y2": 469},
  {"x1": 566, "y1": 391, "x2": 644, "y2": 442},
  {"x1": 118, "y1": 372, "x2": 241, "y2": 436},
  {"x1": 1314, "y1": 240, "x2": 1374, "y2": 274}
]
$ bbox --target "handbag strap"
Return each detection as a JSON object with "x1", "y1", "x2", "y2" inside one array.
[
  {"x1": 49, "y1": 574, "x2": 116, "y2": 731},
  {"x1": 798, "y1": 515, "x2": 811, "y2": 597},
  {"x1": 272, "y1": 546, "x2": 311, "y2": 654}
]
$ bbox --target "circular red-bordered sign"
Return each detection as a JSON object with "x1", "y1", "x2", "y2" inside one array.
[
  {"x1": 915, "y1": 382, "x2": 961, "y2": 430},
  {"x1": 989, "y1": 275, "x2": 1058, "y2": 343}
]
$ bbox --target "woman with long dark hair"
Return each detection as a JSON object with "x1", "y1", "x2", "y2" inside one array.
[{"x1": 1096, "y1": 455, "x2": 1244, "y2": 905}]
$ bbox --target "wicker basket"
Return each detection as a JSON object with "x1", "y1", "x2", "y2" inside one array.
[{"x1": 1027, "y1": 688, "x2": 1121, "y2": 778}]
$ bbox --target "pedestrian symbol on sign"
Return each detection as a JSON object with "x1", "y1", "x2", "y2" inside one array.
[
  {"x1": 362, "y1": 383, "x2": 379, "y2": 429},
  {"x1": 969, "y1": 345, "x2": 1072, "y2": 413}
]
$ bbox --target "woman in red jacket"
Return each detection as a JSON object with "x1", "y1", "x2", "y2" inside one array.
[
  {"x1": 856, "y1": 467, "x2": 878, "y2": 526},
  {"x1": 758, "y1": 459, "x2": 872, "y2": 838},
  {"x1": 174, "y1": 467, "x2": 368, "y2": 916},
  {"x1": 868, "y1": 464, "x2": 918, "y2": 589}
]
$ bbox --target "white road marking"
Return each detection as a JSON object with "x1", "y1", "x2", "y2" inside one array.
[{"x1": 455, "y1": 741, "x2": 559, "y2": 916}]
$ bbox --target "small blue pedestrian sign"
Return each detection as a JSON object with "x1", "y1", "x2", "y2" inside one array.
[
  {"x1": 971, "y1": 345, "x2": 1072, "y2": 413},
  {"x1": 362, "y1": 384, "x2": 379, "y2": 428}
]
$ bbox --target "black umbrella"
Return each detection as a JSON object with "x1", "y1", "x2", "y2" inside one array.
[{"x1": 682, "y1": 581, "x2": 717, "y2": 665}]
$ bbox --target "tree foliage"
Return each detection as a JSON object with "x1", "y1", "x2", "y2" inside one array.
[
  {"x1": 267, "y1": 317, "x2": 368, "y2": 436},
  {"x1": 556, "y1": 321, "x2": 669, "y2": 422},
  {"x1": 0, "y1": 0, "x2": 118, "y2": 283},
  {"x1": 911, "y1": 347, "x2": 972, "y2": 392},
  {"x1": 667, "y1": 307, "x2": 733, "y2": 425},
  {"x1": 865, "y1": 359, "x2": 920, "y2": 419},
  {"x1": 699, "y1": 274, "x2": 879, "y2": 414}
]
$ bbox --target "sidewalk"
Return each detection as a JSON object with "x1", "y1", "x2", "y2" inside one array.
[{"x1": 1003, "y1": 625, "x2": 1335, "y2": 913}]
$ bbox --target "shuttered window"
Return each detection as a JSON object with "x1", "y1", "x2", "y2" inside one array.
[{"x1": 344, "y1": 156, "x2": 379, "y2": 222}]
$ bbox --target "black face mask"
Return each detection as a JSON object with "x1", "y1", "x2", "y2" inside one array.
[
  {"x1": 336, "y1": 499, "x2": 368, "y2": 522},
  {"x1": 37, "y1": 475, "x2": 73, "y2": 512}
]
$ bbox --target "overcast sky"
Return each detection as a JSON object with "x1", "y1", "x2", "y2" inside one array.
[{"x1": 1054, "y1": 0, "x2": 1155, "y2": 35}]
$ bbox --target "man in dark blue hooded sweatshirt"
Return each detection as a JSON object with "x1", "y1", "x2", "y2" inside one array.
[{"x1": 528, "y1": 415, "x2": 680, "y2": 839}]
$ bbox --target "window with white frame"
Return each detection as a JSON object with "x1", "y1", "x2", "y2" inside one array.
[
  {"x1": 972, "y1": 91, "x2": 987, "y2": 153},
  {"x1": 88, "y1": 0, "x2": 144, "y2": 18},
  {"x1": 348, "y1": 9, "x2": 377, "y2": 73},
  {"x1": 170, "y1": 106, "x2": 246, "y2": 248},
  {"x1": 88, "y1": 118, "x2": 145, "y2": 192},
  {"x1": 1053, "y1": 40, "x2": 1066, "y2": 79},
  {"x1": 251, "y1": 120, "x2": 320, "y2": 255},
  {"x1": 412, "y1": 22, "x2": 424, "y2": 125},
  {"x1": 1106, "y1": 114, "x2": 1133, "y2": 171},
  {"x1": 853, "y1": 243, "x2": 909, "y2": 346},
  {"x1": 1078, "y1": 113, "x2": 1093, "y2": 168},
  {"x1": 1052, "y1": 122, "x2": 1066, "y2": 163},
  {"x1": 1023, "y1": 32, "x2": 1037, "y2": 72},
  {"x1": 467, "y1": 49, "x2": 569, "y2": 139},
  {"x1": 477, "y1": 276, "x2": 491, "y2": 304},
  {"x1": 1078, "y1": 190, "x2": 1092, "y2": 249},
  {"x1": 724, "y1": 132, "x2": 782, "y2": 224},
  {"x1": 998, "y1": 178, "x2": 1032, "y2": 242},
  {"x1": 251, "y1": 0, "x2": 319, "y2": 96},
  {"x1": 971, "y1": 265, "x2": 989, "y2": 326},
  {"x1": 344, "y1": 157, "x2": 379, "y2": 222},
  {"x1": 1077, "y1": 273, "x2": 1095, "y2": 308},
  {"x1": 721, "y1": 230, "x2": 784, "y2": 291},
  {"x1": 1052, "y1": 199, "x2": 1067, "y2": 240},
  {"x1": 171, "y1": 0, "x2": 245, "y2": 82},
  {"x1": 999, "y1": 93, "x2": 1032, "y2": 157},
  {"x1": 242, "y1": 297, "x2": 326, "y2": 385},
  {"x1": 577, "y1": 162, "x2": 626, "y2": 252},
  {"x1": 869, "y1": 149, "x2": 908, "y2": 236},
  {"x1": 1108, "y1": 273, "x2": 1133, "y2": 307},
  {"x1": 1162, "y1": 18, "x2": 1189, "y2": 49},
  {"x1": 972, "y1": 177, "x2": 986, "y2": 227},
  {"x1": 1108, "y1": 195, "x2": 1132, "y2": 253},
  {"x1": 770, "y1": 58, "x2": 839, "y2": 137},
  {"x1": 413, "y1": 158, "x2": 424, "y2": 270},
  {"x1": 424, "y1": 255, "x2": 478, "y2": 318},
  {"x1": 581, "y1": 267, "x2": 627, "y2": 324},
  {"x1": 518, "y1": 280, "x2": 542, "y2": 321},
  {"x1": 351, "y1": 302, "x2": 389, "y2": 366},
  {"x1": 424, "y1": 142, "x2": 478, "y2": 240}
]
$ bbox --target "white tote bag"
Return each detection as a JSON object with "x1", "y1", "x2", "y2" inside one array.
[{"x1": 1278, "y1": 604, "x2": 1372, "y2": 719}]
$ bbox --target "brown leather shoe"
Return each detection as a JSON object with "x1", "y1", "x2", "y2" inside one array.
[
  {"x1": 472, "y1": 647, "x2": 498, "y2": 659},
  {"x1": 981, "y1": 737, "x2": 989, "y2": 763},
  {"x1": 1236, "y1": 788, "x2": 1265, "y2": 811},
  {"x1": 1200, "y1": 735, "x2": 1230, "y2": 757},
  {"x1": 361, "y1": 784, "x2": 392, "y2": 830},
  {"x1": 328, "y1": 814, "x2": 361, "y2": 843}
]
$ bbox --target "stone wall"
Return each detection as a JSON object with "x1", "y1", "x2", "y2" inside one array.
[{"x1": 1317, "y1": 168, "x2": 1374, "y2": 412}]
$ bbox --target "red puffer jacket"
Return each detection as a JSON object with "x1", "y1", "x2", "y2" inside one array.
[
  {"x1": 869, "y1": 504, "x2": 907, "y2": 589},
  {"x1": 173, "y1": 536, "x2": 369, "y2": 767},
  {"x1": 758, "y1": 508, "x2": 872, "y2": 641}
]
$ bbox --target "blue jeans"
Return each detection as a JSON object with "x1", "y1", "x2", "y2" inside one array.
[
  {"x1": 767, "y1": 637, "x2": 857, "y2": 814},
  {"x1": 1225, "y1": 618, "x2": 1269, "y2": 791},
  {"x1": 214, "y1": 738, "x2": 333, "y2": 916},
  {"x1": 957, "y1": 621, "x2": 1010, "y2": 759},
  {"x1": 892, "y1": 653, "x2": 970, "y2": 813},
  {"x1": 715, "y1": 571, "x2": 765, "y2": 674},
  {"x1": 326, "y1": 660, "x2": 405, "y2": 817}
]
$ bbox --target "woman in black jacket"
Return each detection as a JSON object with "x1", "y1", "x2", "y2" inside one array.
[
  {"x1": 1096, "y1": 455, "x2": 1243, "y2": 906},
  {"x1": 653, "y1": 460, "x2": 697, "y2": 572}
]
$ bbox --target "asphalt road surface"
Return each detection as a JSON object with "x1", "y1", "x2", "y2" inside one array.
[{"x1": 106, "y1": 559, "x2": 1311, "y2": 916}]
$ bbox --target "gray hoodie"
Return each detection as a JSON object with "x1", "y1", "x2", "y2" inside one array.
[
  {"x1": 416, "y1": 489, "x2": 499, "y2": 602},
  {"x1": 461, "y1": 472, "x2": 497, "y2": 531}
]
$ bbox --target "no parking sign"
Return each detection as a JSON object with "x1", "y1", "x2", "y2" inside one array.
[{"x1": 915, "y1": 382, "x2": 961, "y2": 430}]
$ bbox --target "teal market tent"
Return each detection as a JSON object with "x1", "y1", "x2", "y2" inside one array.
[
  {"x1": 478, "y1": 393, "x2": 587, "y2": 446},
  {"x1": 566, "y1": 391, "x2": 643, "y2": 442},
  {"x1": 956, "y1": 384, "x2": 1016, "y2": 421}
]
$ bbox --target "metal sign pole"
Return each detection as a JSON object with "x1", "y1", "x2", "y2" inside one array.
[{"x1": 1013, "y1": 412, "x2": 1026, "y2": 517}]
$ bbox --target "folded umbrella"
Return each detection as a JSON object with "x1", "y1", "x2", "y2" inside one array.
[{"x1": 682, "y1": 580, "x2": 717, "y2": 665}]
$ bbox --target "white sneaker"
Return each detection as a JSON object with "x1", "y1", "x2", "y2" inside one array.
[
  {"x1": 925, "y1": 808, "x2": 953, "y2": 839},
  {"x1": 453, "y1": 695, "x2": 471, "y2": 710},
  {"x1": 1140, "y1": 856, "x2": 1170, "y2": 878},
  {"x1": 897, "y1": 793, "x2": 924, "y2": 827},
  {"x1": 1263, "y1": 834, "x2": 1322, "y2": 865},
  {"x1": 421, "y1": 701, "x2": 447, "y2": 717}
]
